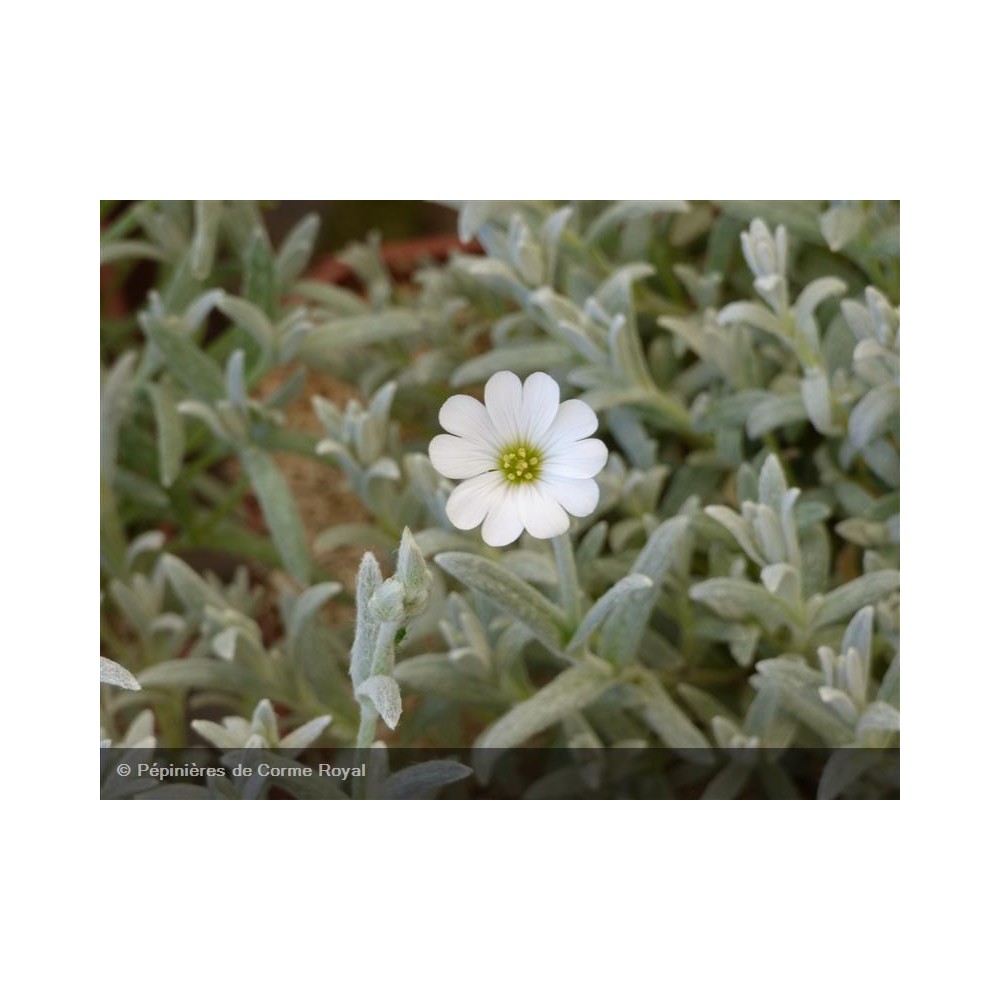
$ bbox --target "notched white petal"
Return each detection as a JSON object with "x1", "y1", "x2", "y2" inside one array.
[
  {"x1": 445, "y1": 471, "x2": 504, "y2": 530},
  {"x1": 439, "y1": 394, "x2": 499, "y2": 447},
  {"x1": 481, "y1": 486, "x2": 525, "y2": 546},
  {"x1": 484, "y1": 370, "x2": 523, "y2": 443},
  {"x1": 541, "y1": 475, "x2": 600, "y2": 517},
  {"x1": 519, "y1": 371, "x2": 561, "y2": 442},
  {"x1": 544, "y1": 438, "x2": 609, "y2": 479},
  {"x1": 542, "y1": 398, "x2": 599, "y2": 447},
  {"x1": 517, "y1": 484, "x2": 570, "y2": 539},
  {"x1": 429, "y1": 434, "x2": 495, "y2": 480}
]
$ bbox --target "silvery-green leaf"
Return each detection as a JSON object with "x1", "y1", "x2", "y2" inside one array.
[
  {"x1": 599, "y1": 517, "x2": 690, "y2": 667},
  {"x1": 747, "y1": 393, "x2": 808, "y2": 438},
  {"x1": 101, "y1": 239, "x2": 168, "y2": 264},
  {"x1": 138, "y1": 657, "x2": 264, "y2": 696},
  {"x1": 794, "y1": 277, "x2": 848, "y2": 329},
  {"x1": 817, "y1": 748, "x2": 878, "y2": 799},
  {"x1": 716, "y1": 301, "x2": 787, "y2": 341},
  {"x1": 819, "y1": 687, "x2": 859, "y2": 726},
  {"x1": 287, "y1": 581, "x2": 342, "y2": 650},
  {"x1": 125, "y1": 530, "x2": 166, "y2": 567},
  {"x1": 211, "y1": 626, "x2": 239, "y2": 661},
  {"x1": 760, "y1": 563, "x2": 801, "y2": 606},
  {"x1": 801, "y1": 369, "x2": 835, "y2": 434},
  {"x1": 217, "y1": 294, "x2": 275, "y2": 355},
  {"x1": 160, "y1": 554, "x2": 226, "y2": 612},
  {"x1": 356, "y1": 675, "x2": 403, "y2": 730},
  {"x1": 100, "y1": 350, "x2": 137, "y2": 479},
  {"x1": 757, "y1": 454, "x2": 788, "y2": 512},
  {"x1": 379, "y1": 760, "x2": 473, "y2": 799},
  {"x1": 144, "y1": 382, "x2": 185, "y2": 487},
  {"x1": 841, "y1": 298, "x2": 876, "y2": 342},
  {"x1": 877, "y1": 653, "x2": 900, "y2": 708},
  {"x1": 541, "y1": 205, "x2": 574, "y2": 283},
  {"x1": 435, "y1": 552, "x2": 566, "y2": 651},
  {"x1": 500, "y1": 551, "x2": 558, "y2": 586},
  {"x1": 849, "y1": 383, "x2": 899, "y2": 449},
  {"x1": 275, "y1": 212, "x2": 320, "y2": 290},
  {"x1": 191, "y1": 719, "x2": 245, "y2": 750},
  {"x1": 300, "y1": 312, "x2": 425, "y2": 361},
  {"x1": 631, "y1": 670, "x2": 713, "y2": 759},
  {"x1": 190, "y1": 200, "x2": 222, "y2": 279},
  {"x1": 705, "y1": 506, "x2": 765, "y2": 565},
  {"x1": 812, "y1": 570, "x2": 900, "y2": 628},
  {"x1": 754, "y1": 663, "x2": 854, "y2": 746},
  {"x1": 841, "y1": 605, "x2": 874, "y2": 666},
  {"x1": 745, "y1": 504, "x2": 786, "y2": 565},
  {"x1": 473, "y1": 660, "x2": 615, "y2": 757},
  {"x1": 689, "y1": 579, "x2": 790, "y2": 633},
  {"x1": 100, "y1": 656, "x2": 141, "y2": 690},
  {"x1": 239, "y1": 447, "x2": 311, "y2": 585},
  {"x1": 279, "y1": 714, "x2": 333, "y2": 749},
  {"x1": 857, "y1": 701, "x2": 900, "y2": 734},
  {"x1": 293, "y1": 280, "x2": 369, "y2": 316},
  {"x1": 819, "y1": 205, "x2": 865, "y2": 252},
  {"x1": 349, "y1": 552, "x2": 383, "y2": 686},
  {"x1": 395, "y1": 654, "x2": 507, "y2": 708},
  {"x1": 567, "y1": 574, "x2": 653, "y2": 651},
  {"x1": 225, "y1": 350, "x2": 247, "y2": 411},
  {"x1": 508, "y1": 213, "x2": 544, "y2": 285},
  {"x1": 835, "y1": 517, "x2": 887, "y2": 547},
  {"x1": 142, "y1": 314, "x2": 224, "y2": 402},
  {"x1": 585, "y1": 201, "x2": 687, "y2": 243}
]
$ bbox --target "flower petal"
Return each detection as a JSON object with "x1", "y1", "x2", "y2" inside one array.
[
  {"x1": 544, "y1": 437, "x2": 609, "y2": 479},
  {"x1": 540, "y1": 475, "x2": 600, "y2": 517},
  {"x1": 484, "y1": 370, "x2": 523, "y2": 444},
  {"x1": 439, "y1": 394, "x2": 499, "y2": 448},
  {"x1": 429, "y1": 434, "x2": 495, "y2": 480},
  {"x1": 519, "y1": 372, "x2": 560, "y2": 442},
  {"x1": 480, "y1": 485, "x2": 525, "y2": 546},
  {"x1": 445, "y1": 471, "x2": 505, "y2": 531},
  {"x1": 541, "y1": 399, "x2": 599, "y2": 448},
  {"x1": 517, "y1": 484, "x2": 570, "y2": 539}
]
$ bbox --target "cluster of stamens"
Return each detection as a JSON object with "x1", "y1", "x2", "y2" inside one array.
[{"x1": 499, "y1": 445, "x2": 542, "y2": 484}]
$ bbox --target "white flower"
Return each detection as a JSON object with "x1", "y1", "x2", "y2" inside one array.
[{"x1": 429, "y1": 371, "x2": 608, "y2": 546}]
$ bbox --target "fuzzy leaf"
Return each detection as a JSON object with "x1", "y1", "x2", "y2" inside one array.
[
  {"x1": 239, "y1": 447, "x2": 311, "y2": 585},
  {"x1": 812, "y1": 570, "x2": 900, "y2": 628},
  {"x1": 567, "y1": 574, "x2": 653, "y2": 651},
  {"x1": 355, "y1": 675, "x2": 403, "y2": 730},
  {"x1": 379, "y1": 761, "x2": 474, "y2": 799},
  {"x1": 100, "y1": 656, "x2": 142, "y2": 690},
  {"x1": 435, "y1": 552, "x2": 566, "y2": 651},
  {"x1": 473, "y1": 660, "x2": 615, "y2": 755}
]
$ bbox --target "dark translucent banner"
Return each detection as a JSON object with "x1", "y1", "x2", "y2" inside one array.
[{"x1": 101, "y1": 746, "x2": 899, "y2": 800}]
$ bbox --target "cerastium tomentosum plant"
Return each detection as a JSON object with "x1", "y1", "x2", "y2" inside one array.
[{"x1": 100, "y1": 200, "x2": 899, "y2": 798}]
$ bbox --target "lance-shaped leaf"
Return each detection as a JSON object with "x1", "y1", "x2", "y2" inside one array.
[
  {"x1": 145, "y1": 382, "x2": 185, "y2": 487},
  {"x1": 812, "y1": 570, "x2": 900, "y2": 629},
  {"x1": 567, "y1": 574, "x2": 653, "y2": 651},
  {"x1": 630, "y1": 670, "x2": 713, "y2": 760},
  {"x1": 379, "y1": 761, "x2": 474, "y2": 799},
  {"x1": 355, "y1": 675, "x2": 404, "y2": 730},
  {"x1": 218, "y1": 295, "x2": 275, "y2": 355},
  {"x1": 599, "y1": 517, "x2": 690, "y2": 667},
  {"x1": 473, "y1": 660, "x2": 615, "y2": 758},
  {"x1": 142, "y1": 314, "x2": 225, "y2": 402},
  {"x1": 435, "y1": 552, "x2": 567, "y2": 651},
  {"x1": 689, "y1": 579, "x2": 791, "y2": 633},
  {"x1": 100, "y1": 656, "x2": 142, "y2": 690},
  {"x1": 239, "y1": 446, "x2": 311, "y2": 585}
]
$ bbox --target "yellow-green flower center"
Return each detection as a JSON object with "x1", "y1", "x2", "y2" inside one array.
[{"x1": 498, "y1": 443, "x2": 543, "y2": 484}]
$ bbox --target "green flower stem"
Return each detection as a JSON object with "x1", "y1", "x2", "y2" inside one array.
[{"x1": 551, "y1": 532, "x2": 582, "y2": 632}]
